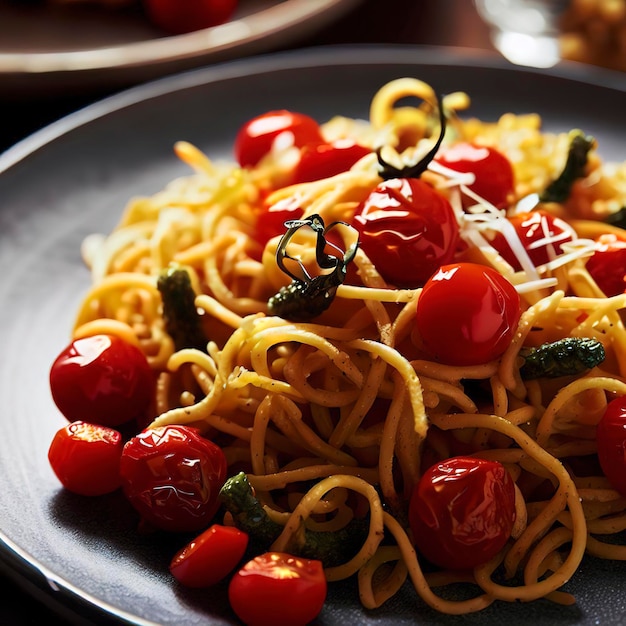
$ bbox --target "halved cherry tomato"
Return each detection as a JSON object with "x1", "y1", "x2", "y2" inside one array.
[
  {"x1": 228, "y1": 552, "x2": 327, "y2": 626},
  {"x1": 120, "y1": 425, "x2": 227, "y2": 533},
  {"x1": 234, "y1": 110, "x2": 324, "y2": 168},
  {"x1": 352, "y1": 178, "x2": 460, "y2": 287},
  {"x1": 49, "y1": 334, "x2": 154, "y2": 428},
  {"x1": 409, "y1": 456, "x2": 516, "y2": 570},
  {"x1": 586, "y1": 234, "x2": 626, "y2": 296},
  {"x1": 48, "y1": 421, "x2": 123, "y2": 496},
  {"x1": 488, "y1": 210, "x2": 576, "y2": 270},
  {"x1": 292, "y1": 139, "x2": 371, "y2": 184},
  {"x1": 415, "y1": 262, "x2": 521, "y2": 366},
  {"x1": 143, "y1": 0, "x2": 237, "y2": 35},
  {"x1": 434, "y1": 142, "x2": 515, "y2": 209},
  {"x1": 596, "y1": 396, "x2": 626, "y2": 496},
  {"x1": 170, "y1": 524, "x2": 249, "y2": 588}
]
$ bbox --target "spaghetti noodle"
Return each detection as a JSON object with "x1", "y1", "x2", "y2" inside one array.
[{"x1": 68, "y1": 77, "x2": 626, "y2": 615}]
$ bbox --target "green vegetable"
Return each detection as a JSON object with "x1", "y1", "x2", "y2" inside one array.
[
  {"x1": 268, "y1": 214, "x2": 358, "y2": 322},
  {"x1": 219, "y1": 472, "x2": 370, "y2": 567},
  {"x1": 157, "y1": 266, "x2": 207, "y2": 352},
  {"x1": 520, "y1": 337, "x2": 605, "y2": 380},
  {"x1": 540, "y1": 130, "x2": 595, "y2": 203}
]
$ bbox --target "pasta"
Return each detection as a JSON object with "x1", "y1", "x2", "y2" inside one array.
[{"x1": 68, "y1": 77, "x2": 626, "y2": 615}]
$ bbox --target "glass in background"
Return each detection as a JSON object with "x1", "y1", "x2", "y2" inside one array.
[{"x1": 474, "y1": 0, "x2": 626, "y2": 71}]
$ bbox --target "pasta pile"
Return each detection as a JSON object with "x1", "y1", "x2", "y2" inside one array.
[{"x1": 72, "y1": 77, "x2": 626, "y2": 614}]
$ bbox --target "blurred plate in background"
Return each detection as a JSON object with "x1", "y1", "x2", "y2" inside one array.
[{"x1": 0, "y1": 0, "x2": 361, "y2": 95}]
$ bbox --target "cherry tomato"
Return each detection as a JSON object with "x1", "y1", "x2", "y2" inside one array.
[
  {"x1": 586, "y1": 234, "x2": 626, "y2": 296},
  {"x1": 434, "y1": 142, "x2": 515, "y2": 209},
  {"x1": 48, "y1": 421, "x2": 123, "y2": 496},
  {"x1": 143, "y1": 0, "x2": 237, "y2": 35},
  {"x1": 292, "y1": 139, "x2": 371, "y2": 184},
  {"x1": 254, "y1": 195, "x2": 304, "y2": 247},
  {"x1": 352, "y1": 178, "x2": 460, "y2": 287},
  {"x1": 49, "y1": 334, "x2": 154, "y2": 428},
  {"x1": 120, "y1": 425, "x2": 227, "y2": 533},
  {"x1": 488, "y1": 210, "x2": 576, "y2": 270},
  {"x1": 596, "y1": 396, "x2": 626, "y2": 496},
  {"x1": 415, "y1": 262, "x2": 521, "y2": 366},
  {"x1": 170, "y1": 524, "x2": 249, "y2": 588},
  {"x1": 234, "y1": 110, "x2": 324, "y2": 168},
  {"x1": 409, "y1": 456, "x2": 516, "y2": 570},
  {"x1": 228, "y1": 552, "x2": 327, "y2": 626}
]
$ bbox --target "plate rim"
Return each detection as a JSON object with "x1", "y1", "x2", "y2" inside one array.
[{"x1": 1, "y1": 42, "x2": 625, "y2": 626}]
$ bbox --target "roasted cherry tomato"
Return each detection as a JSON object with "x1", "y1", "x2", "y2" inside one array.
[
  {"x1": 228, "y1": 552, "x2": 327, "y2": 626},
  {"x1": 488, "y1": 210, "x2": 576, "y2": 270},
  {"x1": 48, "y1": 421, "x2": 123, "y2": 496},
  {"x1": 292, "y1": 139, "x2": 370, "y2": 184},
  {"x1": 120, "y1": 425, "x2": 227, "y2": 533},
  {"x1": 352, "y1": 178, "x2": 460, "y2": 287},
  {"x1": 234, "y1": 110, "x2": 324, "y2": 168},
  {"x1": 586, "y1": 234, "x2": 626, "y2": 296},
  {"x1": 143, "y1": 0, "x2": 237, "y2": 35},
  {"x1": 49, "y1": 334, "x2": 154, "y2": 428},
  {"x1": 434, "y1": 142, "x2": 515, "y2": 209},
  {"x1": 409, "y1": 456, "x2": 516, "y2": 570},
  {"x1": 170, "y1": 524, "x2": 249, "y2": 588},
  {"x1": 415, "y1": 262, "x2": 521, "y2": 366},
  {"x1": 596, "y1": 396, "x2": 626, "y2": 497}
]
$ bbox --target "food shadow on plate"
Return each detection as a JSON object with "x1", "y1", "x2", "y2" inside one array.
[{"x1": 45, "y1": 489, "x2": 596, "y2": 626}]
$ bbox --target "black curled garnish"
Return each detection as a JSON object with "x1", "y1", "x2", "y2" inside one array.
[
  {"x1": 268, "y1": 214, "x2": 359, "y2": 321},
  {"x1": 376, "y1": 91, "x2": 447, "y2": 181}
]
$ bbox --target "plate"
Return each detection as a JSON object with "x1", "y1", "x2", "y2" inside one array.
[
  {"x1": 0, "y1": 0, "x2": 361, "y2": 96},
  {"x1": 0, "y1": 45, "x2": 625, "y2": 626}
]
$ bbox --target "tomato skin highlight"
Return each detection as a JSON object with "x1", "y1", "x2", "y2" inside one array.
[
  {"x1": 228, "y1": 552, "x2": 327, "y2": 626},
  {"x1": 586, "y1": 234, "x2": 626, "y2": 296},
  {"x1": 596, "y1": 396, "x2": 626, "y2": 497},
  {"x1": 415, "y1": 262, "x2": 521, "y2": 366},
  {"x1": 488, "y1": 210, "x2": 576, "y2": 270},
  {"x1": 353, "y1": 178, "x2": 460, "y2": 287},
  {"x1": 170, "y1": 524, "x2": 249, "y2": 588},
  {"x1": 143, "y1": 0, "x2": 237, "y2": 34},
  {"x1": 48, "y1": 421, "x2": 123, "y2": 496},
  {"x1": 120, "y1": 425, "x2": 227, "y2": 533},
  {"x1": 234, "y1": 110, "x2": 323, "y2": 168},
  {"x1": 409, "y1": 456, "x2": 516, "y2": 570},
  {"x1": 49, "y1": 334, "x2": 154, "y2": 428},
  {"x1": 434, "y1": 142, "x2": 515, "y2": 209},
  {"x1": 292, "y1": 139, "x2": 371, "y2": 184},
  {"x1": 254, "y1": 195, "x2": 304, "y2": 247}
]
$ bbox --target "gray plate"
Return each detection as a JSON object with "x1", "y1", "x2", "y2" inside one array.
[{"x1": 0, "y1": 45, "x2": 625, "y2": 626}]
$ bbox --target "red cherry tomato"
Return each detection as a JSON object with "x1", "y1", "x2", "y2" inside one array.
[
  {"x1": 596, "y1": 396, "x2": 626, "y2": 496},
  {"x1": 48, "y1": 421, "x2": 123, "y2": 496},
  {"x1": 352, "y1": 178, "x2": 460, "y2": 287},
  {"x1": 292, "y1": 139, "x2": 371, "y2": 184},
  {"x1": 49, "y1": 334, "x2": 154, "y2": 428},
  {"x1": 254, "y1": 195, "x2": 304, "y2": 247},
  {"x1": 409, "y1": 456, "x2": 516, "y2": 570},
  {"x1": 143, "y1": 0, "x2": 237, "y2": 35},
  {"x1": 415, "y1": 262, "x2": 521, "y2": 366},
  {"x1": 586, "y1": 234, "x2": 626, "y2": 296},
  {"x1": 120, "y1": 425, "x2": 227, "y2": 533},
  {"x1": 170, "y1": 524, "x2": 249, "y2": 588},
  {"x1": 234, "y1": 110, "x2": 324, "y2": 168},
  {"x1": 228, "y1": 552, "x2": 327, "y2": 626},
  {"x1": 434, "y1": 142, "x2": 515, "y2": 209},
  {"x1": 489, "y1": 210, "x2": 576, "y2": 270}
]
